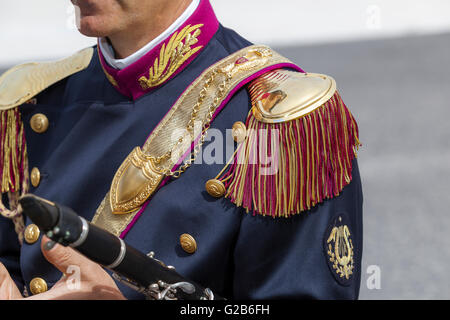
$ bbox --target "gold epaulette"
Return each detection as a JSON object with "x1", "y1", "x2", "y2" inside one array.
[
  {"x1": 0, "y1": 47, "x2": 94, "y2": 110},
  {"x1": 206, "y1": 68, "x2": 361, "y2": 218},
  {"x1": 0, "y1": 47, "x2": 94, "y2": 243},
  {"x1": 250, "y1": 70, "x2": 337, "y2": 123}
]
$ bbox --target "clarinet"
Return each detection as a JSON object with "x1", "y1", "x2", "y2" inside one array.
[{"x1": 19, "y1": 194, "x2": 222, "y2": 300}]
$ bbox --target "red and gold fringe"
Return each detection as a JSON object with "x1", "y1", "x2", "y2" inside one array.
[
  {"x1": 217, "y1": 92, "x2": 360, "y2": 218},
  {"x1": 0, "y1": 108, "x2": 28, "y2": 242},
  {"x1": 1, "y1": 108, "x2": 27, "y2": 193}
]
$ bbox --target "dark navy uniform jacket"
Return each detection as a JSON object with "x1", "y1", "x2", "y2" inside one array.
[{"x1": 0, "y1": 0, "x2": 363, "y2": 300}]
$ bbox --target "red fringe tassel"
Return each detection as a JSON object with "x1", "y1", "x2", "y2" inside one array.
[{"x1": 218, "y1": 92, "x2": 360, "y2": 218}]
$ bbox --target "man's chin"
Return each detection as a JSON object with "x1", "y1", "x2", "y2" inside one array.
[
  {"x1": 77, "y1": 27, "x2": 105, "y2": 38},
  {"x1": 76, "y1": 18, "x2": 111, "y2": 38}
]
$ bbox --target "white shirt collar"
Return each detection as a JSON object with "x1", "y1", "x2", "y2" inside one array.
[{"x1": 98, "y1": 0, "x2": 200, "y2": 70}]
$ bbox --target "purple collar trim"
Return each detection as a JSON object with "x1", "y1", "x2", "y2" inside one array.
[{"x1": 98, "y1": 0, "x2": 219, "y2": 100}]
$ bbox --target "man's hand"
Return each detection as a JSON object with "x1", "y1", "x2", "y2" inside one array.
[
  {"x1": 0, "y1": 262, "x2": 22, "y2": 299},
  {"x1": 0, "y1": 236, "x2": 126, "y2": 300}
]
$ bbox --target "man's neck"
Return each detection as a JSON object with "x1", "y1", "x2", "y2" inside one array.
[{"x1": 108, "y1": 0, "x2": 193, "y2": 59}]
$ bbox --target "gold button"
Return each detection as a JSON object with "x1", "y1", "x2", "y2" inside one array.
[
  {"x1": 30, "y1": 113, "x2": 49, "y2": 133},
  {"x1": 24, "y1": 224, "x2": 40, "y2": 244},
  {"x1": 29, "y1": 277, "x2": 48, "y2": 295},
  {"x1": 205, "y1": 179, "x2": 226, "y2": 198},
  {"x1": 231, "y1": 121, "x2": 247, "y2": 143},
  {"x1": 30, "y1": 167, "x2": 41, "y2": 187},
  {"x1": 180, "y1": 234, "x2": 197, "y2": 254}
]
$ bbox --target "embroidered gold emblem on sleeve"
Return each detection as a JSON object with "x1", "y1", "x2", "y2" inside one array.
[{"x1": 326, "y1": 216, "x2": 354, "y2": 281}]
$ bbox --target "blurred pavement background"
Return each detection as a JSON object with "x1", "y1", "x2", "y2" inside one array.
[
  {"x1": 1, "y1": 0, "x2": 450, "y2": 299},
  {"x1": 277, "y1": 33, "x2": 450, "y2": 299}
]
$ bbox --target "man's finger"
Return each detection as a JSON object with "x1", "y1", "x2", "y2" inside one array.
[
  {"x1": 0, "y1": 262, "x2": 9, "y2": 280},
  {"x1": 0, "y1": 262, "x2": 23, "y2": 299},
  {"x1": 40, "y1": 236, "x2": 96, "y2": 277}
]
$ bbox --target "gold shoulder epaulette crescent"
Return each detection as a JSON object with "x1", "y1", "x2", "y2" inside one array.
[
  {"x1": 250, "y1": 70, "x2": 337, "y2": 123},
  {"x1": 0, "y1": 47, "x2": 94, "y2": 110},
  {"x1": 206, "y1": 67, "x2": 361, "y2": 218}
]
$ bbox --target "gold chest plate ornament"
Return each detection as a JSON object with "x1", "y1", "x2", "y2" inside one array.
[{"x1": 110, "y1": 147, "x2": 164, "y2": 214}]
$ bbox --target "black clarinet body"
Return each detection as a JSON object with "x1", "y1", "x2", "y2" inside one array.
[{"x1": 19, "y1": 194, "x2": 221, "y2": 300}]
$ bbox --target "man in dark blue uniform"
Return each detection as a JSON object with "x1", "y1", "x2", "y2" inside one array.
[{"x1": 0, "y1": 0, "x2": 363, "y2": 299}]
